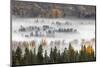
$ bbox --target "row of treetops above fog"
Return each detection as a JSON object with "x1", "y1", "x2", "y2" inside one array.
[{"x1": 11, "y1": 1, "x2": 96, "y2": 18}]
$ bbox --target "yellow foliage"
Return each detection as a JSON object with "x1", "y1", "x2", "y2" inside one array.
[
  {"x1": 52, "y1": 9, "x2": 60, "y2": 17},
  {"x1": 86, "y1": 45, "x2": 94, "y2": 56},
  {"x1": 82, "y1": 41, "x2": 94, "y2": 56}
]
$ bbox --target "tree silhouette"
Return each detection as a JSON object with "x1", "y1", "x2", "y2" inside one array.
[
  {"x1": 67, "y1": 43, "x2": 76, "y2": 62},
  {"x1": 56, "y1": 50, "x2": 61, "y2": 63},
  {"x1": 37, "y1": 45, "x2": 43, "y2": 64},
  {"x1": 50, "y1": 48, "x2": 54, "y2": 63},
  {"x1": 23, "y1": 47, "x2": 31, "y2": 64},
  {"x1": 15, "y1": 46, "x2": 22, "y2": 65},
  {"x1": 61, "y1": 48, "x2": 68, "y2": 62},
  {"x1": 79, "y1": 45, "x2": 88, "y2": 62},
  {"x1": 53, "y1": 46, "x2": 58, "y2": 63},
  {"x1": 44, "y1": 50, "x2": 49, "y2": 63}
]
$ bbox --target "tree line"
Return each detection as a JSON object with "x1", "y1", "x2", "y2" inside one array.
[{"x1": 12, "y1": 42, "x2": 96, "y2": 66}]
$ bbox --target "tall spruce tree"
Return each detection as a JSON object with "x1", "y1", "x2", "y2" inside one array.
[
  {"x1": 56, "y1": 50, "x2": 61, "y2": 63},
  {"x1": 23, "y1": 47, "x2": 31, "y2": 65},
  {"x1": 68, "y1": 43, "x2": 75, "y2": 62},
  {"x1": 79, "y1": 45, "x2": 88, "y2": 62},
  {"x1": 61, "y1": 48, "x2": 68, "y2": 62},
  {"x1": 53, "y1": 46, "x2": 58, "y2": 63},
  {"x1": 15, "y1": 46, "x2": 22, "y2": 65},
  {"x1": 75, "y1": 51, "x2": 79, "y2": 62},
  {"x1": 37, "y1": 45, "x2": 43, "y2": 64},
  {"x1": 44, "y1": 50, "x2": 49, "y2": 63},
  {"x1": 50, "y1": 48, "x2": 54, "y2": 63}
]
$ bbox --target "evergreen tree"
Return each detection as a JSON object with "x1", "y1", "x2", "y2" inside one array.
[
  {"x1": 23, "y1": 47, "x2": 31, "y2": 64},
  {"x1": 67, "y1": 43, "x2": 75, "y2": 62},
  {"x1": 61, "y1": 48, "x2": 68, "y2": 62},
  {"x1": 56, "y1": 50, "x2": 61, "y2": 63},
  {"x1": 74, "y1": 51, "x2": 79, "y2": 62},
  {"x1": 79, "y1": 45, "x2": 88, "y2": 62},
  {"x1": 50, "y1": 48, "x2": 54, "y2": 63},
  {"x1": 37, "y1": 45, "x2": 43, "y2": 64},
  {"x1": 15, "y1": 46, "x2": 22, "y2": 65},
  {"x1": 44, "y1": 50, "x2": 49, "y2": 63},
  {"x1": 53, "y1": 46, "x2": 58, "y2": 63}
]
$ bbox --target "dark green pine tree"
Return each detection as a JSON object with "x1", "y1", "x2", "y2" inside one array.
[
  {"x1": 67, "y1": 43, "x2": 76, "y2": 62},
  {"x1": 23, "y1": 47, "x2": 31, "y2": 65},
  {"x1": 37, "y1": 45, "x2": 43, "y2": 64},
  {"x1": 79, "y1": 45, "x2": 88, "y2": 62},
  {"x1": 53, "y1": 46, "x2": 58, "y2": 63},
  {"x1": 56, "y1": 50, "x2": 61, "y2": 63},
  {"x1": 15, "y1": 46, "x2": 22, "y2": 65},
  {"x1": 43, "y1": 50, "x2": 49, "y2": 64},
  {"x1": 50, "y1": 48, "x2": 54, "y2": 63},
  {"x1": 61, "y1": 48, "x2": 68, "y2": 62},
  {"x1": 74, "y1": 51, "x2": 79, "y2": 62}
]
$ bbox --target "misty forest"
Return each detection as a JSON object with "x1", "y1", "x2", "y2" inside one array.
[
  {"x1": 12, "y1": 40, "x2": 96, "y2": 66},
  {"x1": 11, "y1": 0, "x2": 96, "y2": 66}
]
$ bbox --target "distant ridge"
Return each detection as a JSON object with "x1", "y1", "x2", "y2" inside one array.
[{"x1": 11, "y1": 0, "x2": 96, "y2": 19}]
